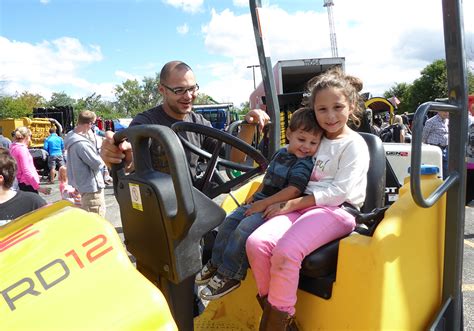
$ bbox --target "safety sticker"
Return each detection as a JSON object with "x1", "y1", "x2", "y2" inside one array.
[{"x1": 129, "y1": 183, "x2": 143, "y2": 211}]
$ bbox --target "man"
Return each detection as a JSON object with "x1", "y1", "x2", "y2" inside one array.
[
  {"x1": 422, "y1": 111, "x2": 449, "y2": 178},
  {"x1": 65, "y1": 111, "x2": 106, "y2": 217},
  {"x1": 101, "y1": 60, "x2": 269, "y2": 177},
  {"x1": 43, "y1": 127, "x2": 64, "y2": 183},
  {"x1": 100, "y1": 61, "x2": 269, "y2": 317},
  {"x1": 0, "y1": 127, "x2": 11, "y2": 149}
]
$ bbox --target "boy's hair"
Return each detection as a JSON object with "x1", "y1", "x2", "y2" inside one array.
[
  {"x1": 288, "y1": 107, "x2": 322, "y2": 136},
  {"x1": 0, "y1": 148, "x2": 17, "y2": 189},
  {"x1": 77, "y1": 110, "x2": 97, "y2": 125},
  {"x1": 49, "y1": 127, "x2": 57, "y2": 134},
  {"x1": 307, "y1": 67, "x2": 364, "y2": 127}
]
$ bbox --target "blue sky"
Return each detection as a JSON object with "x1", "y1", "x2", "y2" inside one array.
[{"x1": 1, "y1": 0, "x2": 473, "y2": 107}]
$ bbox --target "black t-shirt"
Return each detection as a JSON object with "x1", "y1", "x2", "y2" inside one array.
[
  {"x1": 130, "y1": 105, "x2": 215, "y2": 179},
  {"x1": 0, "y1": 190, "x2": 47, "y2": 224}
]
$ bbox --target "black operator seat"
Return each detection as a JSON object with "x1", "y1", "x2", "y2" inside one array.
[{"x1": 298, "y1": 132, "x2": 386, "y2": 299}]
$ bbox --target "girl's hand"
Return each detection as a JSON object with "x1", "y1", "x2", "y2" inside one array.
[
  {"x1": 263, "y1": 202, "x2": 291, "y2": 219},
  {"x1": 244, "y1": 200, "x2": 267, "y2": 216}
]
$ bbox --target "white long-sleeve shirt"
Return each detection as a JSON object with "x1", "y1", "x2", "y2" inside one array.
[{"x1": 304, "y1": 130, "x2": 370, "y2": 209}]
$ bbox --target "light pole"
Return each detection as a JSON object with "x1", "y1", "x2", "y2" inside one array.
[{"x1": 247, "y1": 65, "x2": 260, "y2": 89}]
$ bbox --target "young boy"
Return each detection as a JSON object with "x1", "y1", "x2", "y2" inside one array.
[{"x1": 196, "y1": 107, "x2": 323, "y2": 300}]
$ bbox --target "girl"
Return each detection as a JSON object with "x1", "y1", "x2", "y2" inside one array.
[
  {"x1": 58, "y1": 165, "x2": 81, "y2": 206},
  {"x1": 9, "y1": 127, "x2": 50, "y2": 195},
  {"x1": 246, "y1": 68, "x2": 370, "y2": 331}
]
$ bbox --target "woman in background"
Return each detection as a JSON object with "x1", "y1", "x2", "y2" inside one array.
[{"x1": 9, "y1": 127, "x2": 50, "y2": 195}]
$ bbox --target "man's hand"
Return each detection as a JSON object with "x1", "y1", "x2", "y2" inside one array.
[
  {"x1": 100, "y1": 131, "x2": 132, "y2": 169},
  {"x1": 244, "y1": 109, "x2": 270, "y2": 132}
]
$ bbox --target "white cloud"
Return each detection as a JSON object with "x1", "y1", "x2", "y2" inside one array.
[
  {"x1": 232, "y1": 0, "x2": 247, "y2": 7},
  {"x1": 115, "y1": 70, "x2": 141, "y2": 82},
  {"x1": 162, "y1": 0, "x2": 203, "y2": 14},
  {"x1": 177, "y1": 23, "x2": 189, "y2": 35},
  {"x1": 201, "y1": 0, "x2": 474, "y2": 106},
  {"x1": 0, "y1": 36, "x2": 112, "y2": 99}
]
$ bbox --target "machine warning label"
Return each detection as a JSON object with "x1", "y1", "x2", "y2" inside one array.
[{"x1": 129, "y1": 183, "x2": 143, "y2": 211}]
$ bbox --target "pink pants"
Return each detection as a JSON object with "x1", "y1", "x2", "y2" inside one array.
[{"x1": 246, "y1": 206, "x2": 355, "y2": 315}]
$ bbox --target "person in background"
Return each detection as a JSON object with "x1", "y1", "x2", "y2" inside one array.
[
  {"x1": 65, "y1": 111, "x2": 106, "y2": 217},
  {"x1": 9, "y1": 127, "x2": 51, "y2": 195},
  {"x1": 43, "y1": 126, "x2": 65, "y2": 184},
  {"x1": 466, "y1": 95, "x2": 474, "y2": 206},
  {"x1": 422, "y1": 111, "x2": 449, "y2": 178},
  {"x1": 0, "y1": 148, "x2": 46, "y2": 226},
  {"x1": 58, "y1": 165, "x2": 81, "y2": 206},
  {"x1": 0, "y1": 127, "x2": 11, "y2": 149},
  {"x1": 196, "y1": 108, "x2": 323, "y2": 301},
  {"x1": 392, "y1": 114, "x2": 407, "y2": 143}
]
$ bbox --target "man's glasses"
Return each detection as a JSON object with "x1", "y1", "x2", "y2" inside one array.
[{"x1": 161, "y1": 83, "x2": 199, "y2": 95}]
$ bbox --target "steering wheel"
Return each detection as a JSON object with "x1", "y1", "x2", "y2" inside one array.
[{"x1": 171, "y1": 122, "x2": 268, "y2": 199}]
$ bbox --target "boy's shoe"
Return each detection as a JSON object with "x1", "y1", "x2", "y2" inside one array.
[
  {"x1": 195, "y1": 261, "x2": 218, "y2": 285},
  {"x1": 199, "y1": 273, "x2": 241, "y2": 300}
]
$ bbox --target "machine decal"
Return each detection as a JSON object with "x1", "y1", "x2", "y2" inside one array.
[
  {"x1": 1, "y1": 233, "x2": 113, "y2": 312},
  {"x1": 129, "y1": 183, "x2": 144, "y2": 211},
  {"x1": 0, "y1": 224, "x2": 39, "y2": 252}
]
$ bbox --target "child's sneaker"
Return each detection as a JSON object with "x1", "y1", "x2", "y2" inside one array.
[
  {"x1": 195, "y1": 260, "x2": 217, "y2": 285},
  {"x1": 199, "y1": 273, "x2": 241, "y2": 300}
]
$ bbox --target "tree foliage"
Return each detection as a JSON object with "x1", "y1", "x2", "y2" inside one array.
[
  {"x1": 114, "y1": 74, "x2": 162, "y2": 117},
  {"x1": 47, "y1": 92, "x2": 76, "y2": 108},
  {"x1": 383, "y1": 59, "x2": 474, "y2": 114},
  {"x1": 0, "y1": 92, "x2": 46, "y2": 118}
]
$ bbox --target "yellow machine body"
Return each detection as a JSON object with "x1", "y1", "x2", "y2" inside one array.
[
  {"x1": 0, "y1": 202, "x2": 177, "y2": 331},
  {"x1": 0, "y1": 117, "x2": 54, "y2": 147},
  {"x1": 195, "y1": 173, "x2": 445, "y2": 330}
]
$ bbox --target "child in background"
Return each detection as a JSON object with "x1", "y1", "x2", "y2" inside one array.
[
  {"x1": 58, "y1": 165, "x2": 81, "y2": 206},
  {"x1": 196, "y1": 107, "x2": 323, "y2": 301}
]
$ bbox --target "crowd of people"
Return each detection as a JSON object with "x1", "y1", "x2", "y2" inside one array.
[{"x1": 0, "y1": 110, "x2": 110, "y2": 225}]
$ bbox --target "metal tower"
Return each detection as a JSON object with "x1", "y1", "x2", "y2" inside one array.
[{"x1": 323, "y1": 0, "x2": 338, "y2": 57}]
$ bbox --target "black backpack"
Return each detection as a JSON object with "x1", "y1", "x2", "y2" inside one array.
[{"x1": 379, "y1": 124, "x2": 401, "y2": 143}]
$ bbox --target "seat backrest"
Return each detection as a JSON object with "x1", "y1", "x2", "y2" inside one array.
[{"x1": 359, "y1": 132, "x2": 386, "y2": 213}]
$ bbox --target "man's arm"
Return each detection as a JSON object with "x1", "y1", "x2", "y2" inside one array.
[{"x1": 230, "y1": 109, "x2": 270, "y2": 163}]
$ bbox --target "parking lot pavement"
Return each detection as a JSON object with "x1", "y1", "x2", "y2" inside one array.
[{"x1": 41, "y1": 179, "x2": 474, "y2": 327}]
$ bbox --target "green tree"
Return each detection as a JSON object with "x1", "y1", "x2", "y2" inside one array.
[
  {"x1": 194, "y1": 93, "x2": 218, "y2": 105},
  {"x1": 383, "y1": 59, "x2": 474, "y2": 113},
  {"x1": 76, "y1": 93, "x2": 118, "y2": 119},
  {"x1": 141, "y1": 74, "x2": 162, "y2": 108},
  {"x1": 0, "y1": 92, "x2": 46, "y2": 118},
  {"x1": 47, "y1": 92, "x2": 76, "y2": 108},
  {"x1": 114, "y1": 79, "x2": 144, "y2": 117},
  {"x1": 114, "y1": 75, "x2": 163, "y2": 117},
  {"x1": 383, "y1": 83, "x2": 411, "y2": 114},
  {"x1": 406, "y1": 59, "x2": 448, "y2": 111}
]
